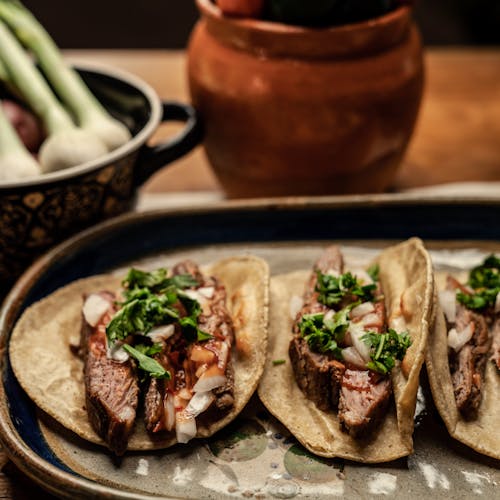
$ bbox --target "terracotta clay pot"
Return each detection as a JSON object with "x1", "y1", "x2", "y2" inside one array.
[{"x1": 188, "y1": 0, "x2": 424, "y2": 198}]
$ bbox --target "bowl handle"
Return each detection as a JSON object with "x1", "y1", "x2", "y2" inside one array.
[{"x1": 134, "y1": 101, "x2": 203, "y2": 186}]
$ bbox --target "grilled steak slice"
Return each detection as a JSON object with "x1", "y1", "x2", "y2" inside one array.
[
  {"x1": 144, "y1": 260, "x2": 235, "y2": 435},
  {"x1": 291, "y1": 246, "x2": 393, "y2": 434},
  {"x1": 338, "y1": 283, "x2": 391, "y2": 436},
  {"x1": 491, "y1": 317, "x2": 500, "y2": 371},
  {"x1": 445, "y1": 275, "x2": 492, "y2": 418},
  {"x1": 144, "y1": 349, "x2": 177, "y2": 433},
  {"x1": 448, "y1": 302, "x2": 491, "y2": 418},
  {"x1": 289, "y1": 336, "x2": 345, "y2": 410},
  {"x1": 338, "y1": 369, "x2": 391, "y2": 437},
  {"x1": 81, "y1": 292, "x2": 139, "y2": 455},
  {"x1": 290, "y1": 246, "x2": 346, "y2": 410}
]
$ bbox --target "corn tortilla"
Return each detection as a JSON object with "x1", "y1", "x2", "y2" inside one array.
[
  {"x1": 258, "y1": 238, "x2": 434, "y2": 463},
  {"x1": 9, "y1": 255, "x2": 269, "y2": 451}
]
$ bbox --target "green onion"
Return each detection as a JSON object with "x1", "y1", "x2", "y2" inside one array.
[
  {"x1": 0, "y1": 19, "x2": 108, "y2": 173},
  {"x1": 0, "y1": 98, "x2": 40, "y2": 180},
  {"x1": 0, "y1": 0, "x2": 131, "y2": 151}
]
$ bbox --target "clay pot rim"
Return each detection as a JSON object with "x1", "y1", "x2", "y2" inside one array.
[{"x1": 197, "y1": 0, "x2": 411, "y2": 36}]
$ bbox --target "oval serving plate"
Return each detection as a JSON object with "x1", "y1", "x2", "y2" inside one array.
[{"x1": 0, "y1": 198, "x2": 499, "y2": 499}]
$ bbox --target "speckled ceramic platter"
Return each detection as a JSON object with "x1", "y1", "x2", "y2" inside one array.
[{"x1": 0, "y1": 198, "x2": 499, "y2": 499}]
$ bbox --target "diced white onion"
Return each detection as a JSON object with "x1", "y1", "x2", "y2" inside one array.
[
  {"x1": 183, "y1": 289, "x2": 200, "y2": 301},
  {"x1": 361, "y1": 312, "x2": 382, "y2": 328},
  {"x1": 176, "y1": 411, "x2": 197, "y2": 443},
  {"x1": 193, "y1": 364, "x2": 226, "y2": 393},
  {"x1": 324, "y1": 309, "x2": 334, "y2": 322},
  {"x1": 106, "y1": 341, "x2": 130, "y2": 362},
  {"x1": 177, "y1": 388, "x2": 192, "y2": 401},
  {"x1": 439, "y1": 290, "x2": 457, "y2": 323},
  {"x1": 190, "y1": 345, "x2": 216, "y2": 364},
  {"x1": 83, "y1": 294, "x2": 111, "y2": 327},
  {"x1": 289, "y1": 295, "x2": 304, "y2": 319},
  {"x1": 147, "y1": 324, "x2": 175, "y2": 342},
  {"x1": 325, "y1": 268, "x2": 340, "y2": 277},
  {"x1": 389, "y1": 313, "x2": 406, "y2": 332},
  {"x1": 495, "y1": 291, "x2": 500, "y2": 314},
  {"x1": 350, "y1": 302, "x2": 375, "y2": 319},
  {"x1": 448, "y1": 323, "x2": 474, "y2": 351},
  {"x1": 173, "y1": 395, "x2": 186, "y2": 410},
  {"x1": 341, "y1": 347, "x2": 367, "y2": 369},
  {"x1": 185, "y1": 391, "x2": 215, "y2": 417},
  {"x1": 217, "y1": 341, "x2": 229, "y2": 370},
  {"x1": 352, "y1": 269, "x2": 373, "y2": 285},
  {"x1": 163, "y1": 393, "x2": 175, "y2": 431},
  {"x1": 198, "y1": 286, "x2": 215, "y2": 299},
  {"x1": 348, "y1": 322, "x2": 371, "y2": 362}
]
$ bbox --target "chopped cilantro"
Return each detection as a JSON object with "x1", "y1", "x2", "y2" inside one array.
[
  {"x1": 362, "y1": 329, "x2": 411, "y2": 375},
  {"x1": 298, "y1": 306, "x2": 352, "y2": 359},
  {"x1": 468, "y1": 255, "x2": 500, "y2": 289},
  {"x1": 106, "y1": 292, "x2": 179, "y2": 343},
  {"x1": 107, "y1": 267, "x2": 210, "y2": 345},
  {"x1": 367, "y1": 264, "x2": 380, "y2": 282},
  {"x1": 272, "y1": 359, "x2": 286, "y2": 366},
  {"x1": 456, "y1": 254, "x2": 500, "y2": 310},
  {"x1": 315, "y1": 271, "x2": 376, "y2": 308},
  {"x1": 123, "y1": 268, "x2": 199, "y2": 293},
  {"x1": 122, "y1": 344, "x2": 171, "y2": 379},
  {"x1": 457, "y1": 289, "x2": 498, "y2": 310}
]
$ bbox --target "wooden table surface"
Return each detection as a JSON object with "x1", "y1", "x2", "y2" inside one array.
[{"x1": 1, "y1": 48, "x2": 500, "y2": 498}]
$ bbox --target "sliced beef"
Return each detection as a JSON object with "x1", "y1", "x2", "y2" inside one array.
[
  {"x1": 338, "y1": 369, "x2": 391, "y2": 437},
  {"x1": 338, "y1": 282, "x2": 391, "y2": 436},
  {"x1": 144, "y1": 351, "x2": 176, "y2": 433},
  {"x1": 289, "y1": 336, "x2": 345, "y2": 410},
  {"x1": 81, "y1": 292, "x2": 139, "y2": 455},
  {"x1": 491, "y1": 317, "x2": 500, "y2": 371},
  {"x1": 290, "y1": 246, "x2": 393, "y2": 435},
  {"x1": 172, "y1": 259, "x2": 203, "y2": 282},
  {"x1": 447, "y1": 285, "x2": 491, "y2": 418},
  {"x1": 289, "y1": 246, "x2": 346, "y2": 410}
]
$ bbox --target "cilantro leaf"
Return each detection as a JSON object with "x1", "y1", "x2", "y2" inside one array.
[
  {"x1": 456, "y1": 254, "x2": 500, "y2": 310},
  {"x1": 122, "y1": 344, "x2": 171, "y2": 379},
  {"x1": 367, "y1": 264, "x2": 380, "y2": 282},
  {"x1": 134, "y1": 342, "x2": 163, "y2": 356},
  {"x1": 179, "y1": 316, "x2": 213, "y2": 342},
  {"x1": 123, "y1": 268, "x2": 199, "y2": 293},
  {"x1": 315, "y1": 271, "x2": 376, "y2": 308},
  {"x1": 298, "y1": 307, "x2": 352, "y2": 359},
  {"x1": 362, "y1": 329, "x2": 411, "y2": 375},
  {"x1": 272, "y1": 359, "x2": 286, "y2": 366}
]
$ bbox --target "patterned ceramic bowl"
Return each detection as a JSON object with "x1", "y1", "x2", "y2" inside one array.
[{"x1": 0, "y1": 65, "x2": 202, "y2": 293}]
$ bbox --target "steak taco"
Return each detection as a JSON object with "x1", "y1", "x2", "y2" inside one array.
[
  {"x1": 258, "y1": 238, "x2": 433, "y2": 463},
  {"x1": 426, "y1": 254, "x2": 500, "y2": 459},
  {"x1": 10, "y1": 256, "x2": 269, "y2": 455}
]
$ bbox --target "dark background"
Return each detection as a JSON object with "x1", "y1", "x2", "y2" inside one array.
[{"x1": 21, "y1": 0, "x2": 500, "y2": 48}]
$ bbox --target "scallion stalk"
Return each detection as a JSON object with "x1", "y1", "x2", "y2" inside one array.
[
  {"x1": 0, "y1": 20, "x2": 108, "y2": 173},
  {"x1": 0, "y1": 98, "x2": 40, "y2": 180},
  {"x1": 0, "y1": 0, "x2": 131, "y2": 151}
]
